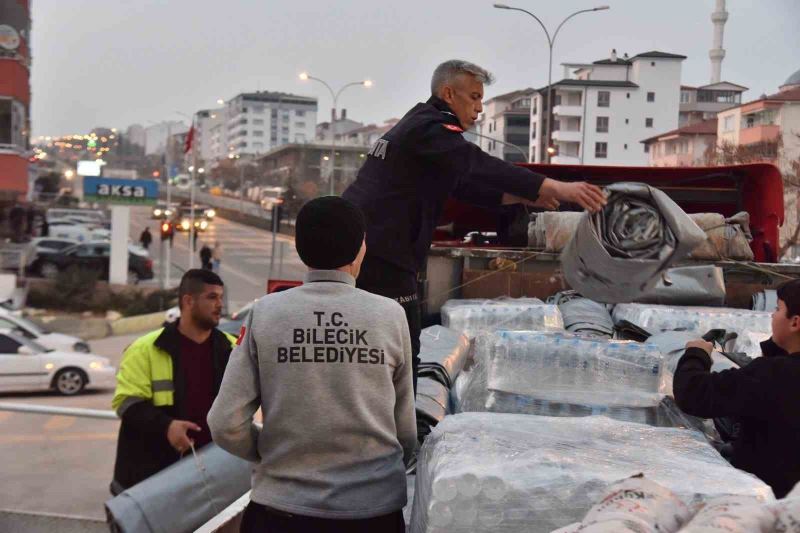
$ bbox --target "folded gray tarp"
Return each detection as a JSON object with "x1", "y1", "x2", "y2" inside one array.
[
  {"x1": 635, "y1": 265, "x2": 726, "y2": 306},
  {"x1": 561, "y1": 182, "x2": 706, "y2": 303},
  {"x1": 105, "y1": 443, "x2": 252, "y2": 533},
  {"x1": 416, "y1": 376, "x2": 451, "y2": 444},
  {"x1": 417, "y1": 325, "x2": 470, "y2": 389},
  {"x1": 547, "y1": 291, "x2": 614, "y2": 337}
]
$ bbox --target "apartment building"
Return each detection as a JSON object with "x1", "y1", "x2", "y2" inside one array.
[
  {"x1": 223, "y1": 91, "x2": 318, "y2": 158},
  {"x1": 642, "y1": 118, "x2": 718, "y2": 166},
  {"x1": 474, "y1": 89, "x2": 535, "y2": 162},
  {"x1": 530, "y1": 50, "x2": 685, "y2": 166}
]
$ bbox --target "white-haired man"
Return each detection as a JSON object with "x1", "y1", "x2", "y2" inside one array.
[{"x1": 343, "y1": 59, "x2": 606, "y2": 391}]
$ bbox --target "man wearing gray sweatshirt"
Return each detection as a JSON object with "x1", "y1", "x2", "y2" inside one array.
[{"x1": 208, "y1": 196, "x2": 416, "y2": 533}]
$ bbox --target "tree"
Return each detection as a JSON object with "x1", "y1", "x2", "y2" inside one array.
[{"x1": 704, "y1": 135, "x2": 800, "y2": 259}]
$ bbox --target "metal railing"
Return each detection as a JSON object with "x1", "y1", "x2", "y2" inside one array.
[{"x1": 0, "y1": 402, "x2": 118, "y2": 420}]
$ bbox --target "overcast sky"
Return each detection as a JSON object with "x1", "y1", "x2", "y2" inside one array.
[{"x1": 31, "y1": 0, "x2": 799, "y2": 137}]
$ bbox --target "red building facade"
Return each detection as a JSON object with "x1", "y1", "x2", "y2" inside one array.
[{"x1": 0, "y1": 0, "x2": 31, "y2": 202}]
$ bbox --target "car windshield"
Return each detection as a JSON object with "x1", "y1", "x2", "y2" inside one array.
[
  {"x1": 12, "y1": 314, "x2": 47, "y2": 336},
  {"x1": 1, "y1": 330, "x2": 51, "y2": 353}
]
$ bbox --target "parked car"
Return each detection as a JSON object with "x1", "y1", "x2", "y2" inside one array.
[
  {"x1": 48, "y1": 220, "x2": 111, "y2": 242},
  {"x1": 0, "y1": 330, "x2": 115, "y2": 395},
  {"x1": 163, "y1": 300, "x2": 254, "y2": 334},
  {"x1": 151, "y1": 203, "x2": 176, "y2": 219},
  {"x1": 0, "y1": 308, "x2": 90, "y2": 353},
  {"x1": 33, "y1": 241, "x2": 154, "y2": 284},
  {"x1": 24, "y1": 237, "x2": 79, "y2": 269},
  {"x1": 46, "y1": 208, "x2": 107, "y2": 225}
]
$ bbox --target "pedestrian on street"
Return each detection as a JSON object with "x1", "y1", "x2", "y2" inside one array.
[
  {"x1": 199, "y1": 243, "x2": 212, "y2": 270},
  {"x1": 39, "y1": 217, "x2": 49, "y2": 237},
  {"x1": 211, "y1": 241, "x2": 222, "y2": 273},
  {"x1": 139, "y1": 227, "x2": 152, "y2": 251},
  {"x1": 110, "y1": 269, "x2": 237, "y2": 495},
  {"x1": 209, "y1": 196, "x2": 416, "y2": 533},
  {"x1": 9, "y1": 205, "x2": 25, "y2": 242},
  {"x1": 342, "y1": 59, "x2": 606, "y2": 392},
  {"x1": 26, "y1": 205, "x2": 35, "y2": 236},
  {"x1": 674, "y1": 279, "x2": 800, "y2": 499},
  {"x1": 191, "y1": 227, "x2": 199, "y2": 252}
]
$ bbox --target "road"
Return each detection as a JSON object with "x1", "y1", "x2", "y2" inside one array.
[
  {"x1": 128, "y1": 205, "x2": 307, "y2": 311},
  {"x1": 0, "y1": 333, "x2": 137, "y2": 519},
  {"x1": 0, "y1": 208, "x2": 308, "y2": 520}
]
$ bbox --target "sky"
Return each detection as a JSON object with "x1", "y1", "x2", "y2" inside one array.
[{"x1": 31, "y1": 0, "x2": 800, "y2": 137}]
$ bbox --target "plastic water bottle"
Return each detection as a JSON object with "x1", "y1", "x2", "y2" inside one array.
[
  {"x1": 433, "y1": 476, "x2": 458, "y2": 502},
  {"x1": 482, "y1": 475, "x2": 507, "y2": 501},
  {"x1": 457, "y1": 473, "x2": 481, "y2": 498},
  {"x1": 428, "y1": 501, "x2": 453, "y2": 528}
]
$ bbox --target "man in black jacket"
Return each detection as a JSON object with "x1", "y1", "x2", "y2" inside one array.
[
  {"x1": 674, "y1": 279, "x2": 800, "y2": 498},
  {"x1": 110, "y1": 269, "x2": 237, "y2": 494},
  {"x1": 343, "y1": 59, "x2": 606, "y2": 391}
]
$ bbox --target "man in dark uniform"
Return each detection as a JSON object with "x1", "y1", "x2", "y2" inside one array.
[{"x1": 343, "y1": 59, "x2": 606, "y2": 391}]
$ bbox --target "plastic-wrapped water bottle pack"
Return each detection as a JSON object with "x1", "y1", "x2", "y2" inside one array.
[
  {"x1": 453, "y1": 330, "x2": 672, "y2": 426},
  {"x1": 441, "y1": 298, "x2": 564, "y2": 338},
  {"x1": 612, "y1": 303, "x2": 771, "y2": 358},
  {"x1": 487, "y1": 331, "x2": 663, "y2": 407},
  {"x1": 410, "y1": 413, "x2": 773, "y2": 533}
]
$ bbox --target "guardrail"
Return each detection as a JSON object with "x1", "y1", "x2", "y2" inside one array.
[
  {"x1": 0, "y1": 402, "x2": 118, "y2": 533},
  {"x1": 0, "y1": 402, "x2": 118, "y2": 420},
  {"x1": 0, "y1": 402, "x2": 249, "y2": 533}
]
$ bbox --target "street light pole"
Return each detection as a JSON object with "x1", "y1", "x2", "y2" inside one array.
[
  {"x1": 299, "y1": 73, "x2": 373, "y2": 195},
  {"x1": 493, "y1": 4, "x2": 609, "y2": 163}
]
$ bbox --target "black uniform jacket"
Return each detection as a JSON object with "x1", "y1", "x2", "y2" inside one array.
[
  {"x1": 674, "y1": 339, "x2": 800, "y2": 498},
  {"x1": 343, "y1": 96, "x2": 547, "y2": 274}
]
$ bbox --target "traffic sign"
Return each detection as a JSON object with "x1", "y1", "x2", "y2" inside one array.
[{"x1": 83, "y1": 177, "x2": 159, "y2": 206}]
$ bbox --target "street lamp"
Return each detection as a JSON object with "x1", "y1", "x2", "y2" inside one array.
[
  {"x1": 493, "y1": 4, "x2": 609, "y2": 163},
  {"x1": 299, "y1": 72, "x2": 373, "y2": 195},
  {"x1": 229, "y1": 153, "x2": 245, "y2": 211}
]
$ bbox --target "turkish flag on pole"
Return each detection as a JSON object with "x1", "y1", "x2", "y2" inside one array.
[{"x1": 184, "y1": 126, "x2": 195, "y2": 154}]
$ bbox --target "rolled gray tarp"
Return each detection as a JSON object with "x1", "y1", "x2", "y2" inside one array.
[
  {"x1": 548, "y1": 291, "x2": 614, "y2": 337},
  {"x1": 105, "y1": 443, "x2": 252, "y2": 533},
  {"x1": 561, "y1": 182, "x2": 706, "y2": 303}
]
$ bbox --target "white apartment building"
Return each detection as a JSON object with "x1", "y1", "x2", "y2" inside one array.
[
  {"x1": 193, "y1": 108, "x2": 224, "y2": 164},
  {"x1": 475, "y1": 89, "x2": 535, "y2": 163},
  {"x1": 223, "y1": 91, "x2": 318, "y2": 158},
  {"x1": 144, "y1": 120, "x2": 188, "y2": 156},
  {"x1": 530, "y1": 50, "x2": 685, "y2": 166},
  {"x1": 124, "y1": 124, "x2": 146, "y2": 148}
]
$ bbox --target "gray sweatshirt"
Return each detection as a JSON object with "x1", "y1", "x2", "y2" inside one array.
[{"x1": 208, "y1": 270, "x2": 417, "y2": 519}]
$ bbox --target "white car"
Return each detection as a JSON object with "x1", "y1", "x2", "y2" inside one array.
[
  {"x1": 0, "y1": 308, "x2": 91, "y2": 353},
  {"x1": 24, "y1": 237, "x2": 79, "y2": 268},
  {"x1": 0, "y1": 331, "x2": 115, "y2": 395},
  {"x1": 48, "y1": 220, "x2": 111, "y2": 242},
  {"x1": 46, "y1": 208, "x2": 107, "y2": 226}
]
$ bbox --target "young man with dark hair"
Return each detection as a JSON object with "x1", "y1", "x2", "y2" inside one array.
[
  {"x1": 674, "y1": 279, "x2": 800, "y2": 498},
  {"x1": 209, "y1": 196, "x2": 416, "y2": 533},
  {"x1": 110, "y1": 269, "x2": 237, "y2": 494}
]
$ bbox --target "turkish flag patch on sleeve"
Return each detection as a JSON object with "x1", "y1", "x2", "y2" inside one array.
[
  {"x1": 442, "y1": 123, "x2": 465, "y2": 133},
  {"x1": 236, "y1": 325, "x2": 246, "y2": 345}
]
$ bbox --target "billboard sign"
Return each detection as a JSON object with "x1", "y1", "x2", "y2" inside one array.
[{"x1": 83, "y1": 177, "x2": 159, "y2": 206}]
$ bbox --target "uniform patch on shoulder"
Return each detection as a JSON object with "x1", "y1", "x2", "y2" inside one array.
[
  {"x1": 442, "y1": 123, "x2": 465, "y2": 133},
  {"x1": 236, "y1": 325, "x2": 246, "y2": 345}
]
